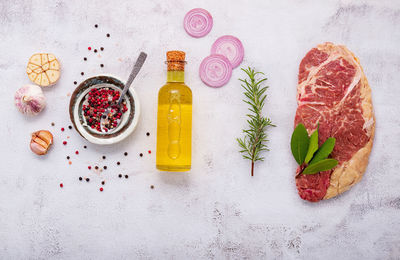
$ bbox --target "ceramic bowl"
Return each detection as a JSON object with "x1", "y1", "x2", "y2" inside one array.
[{"x1": 69, "y1": 75, "x2": 140, "y2": 145}]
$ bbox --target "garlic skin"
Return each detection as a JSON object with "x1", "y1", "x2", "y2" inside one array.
[{"x1": 14, "y1": 85, "x2": 46, "y2": 116}]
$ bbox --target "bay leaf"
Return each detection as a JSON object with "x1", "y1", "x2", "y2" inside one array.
[
  {"x1": 304, "y1": 128, "x2": 318, "y2": 164},
  {"x1": 309, "y1": 137, "x2": 336, "y2": 165},
  {"x1": 303, "y1": 159, "x2": 338, "y2": 175},
  {"x1": 290, "y1": 123, "x2": 309, "y2": 165}
]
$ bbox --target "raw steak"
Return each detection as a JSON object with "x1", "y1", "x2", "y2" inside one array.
[{"x1": 294, "y1": 42, "x2": 375, "y2": 202}]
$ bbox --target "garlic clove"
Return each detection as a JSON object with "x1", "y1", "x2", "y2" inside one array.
[
  {"x1": 30, "y1": 141, "x2": 47, "y2": 155},
  {"x1": 36, "y1": 130, "x2": 53, "y2": 145},
  {"x1": 32, "y1": 136, "x2": 47, "y2": 148}
]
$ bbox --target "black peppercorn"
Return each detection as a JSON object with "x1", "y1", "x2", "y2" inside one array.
[
  {"x1": 94, "y1": 24, "x2": 98, "y2": 28},
  {"x1": 84, "y1": 145, "x2": 87, "y2": 149},
  {"x1": 51, "y1": 122, "x2": 55, "y2": 126},
  {"x1": 146, "y1": 132, "x2": 150, "y2": 136},
  {"x1": 124, "y1": 152, "x2": 128, "y2": 156},
  {"x1": 125, "y1": 175, "x2": 128, "y2": 179},
  {"x1": 66, "y1": 156, "x2": 70, "y2": 160},
  {"x1": 74, "y1": 81, "x2": 77, "y2": 85},
  {"x1": 68, "y1": 125, "x2": 72, "y2": 129},
  {"x1": 100, "y1": 64, "x2": 104, "y2": 68},
  {"x1": 94, "y1": 49, "x2": 97, "y2": 53},
  {"x1": 101, "y1": 181, "x2": 105, "y2": 185},
  {"x1": 102, "y1": 156, "x2": 106, "y2": 159},
  {"x1": 95, "y1": 166, "x2": 99, "y2": 170},
  {"x1": 81, "y1": 72, "x2": 84, "y2": 76},
  {"x1": 117, "y1": 162, "x2": 120, "y2": 165},
  {"x1": 106, "y1": 33, "x2": 110, "y2": 37},
  {"x1": 150, "y1": 185, "x2": 154, "y2": 189},
  {"x1": 86, "y1": 178, "x2": 90, "y2": 182},
  {"x1": 139, "y1": 153, "x2": 143, "y2": 157},
  {"x1": 118, "y1": 174, "x2": 122, "y2": 178},
  {"x1": 79, "y1": 177, "x2": 82, "y2": 181},
  {"x1": 103, "y1": 166, "x2": 107, "y2": 170},
  {"x1": 100, "y1": 47, "x2": 104, "y2": 51}
]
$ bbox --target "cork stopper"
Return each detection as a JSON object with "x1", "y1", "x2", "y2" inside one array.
[{"x1": 166, "y1": 50, "x2": 186, "y2": 71}]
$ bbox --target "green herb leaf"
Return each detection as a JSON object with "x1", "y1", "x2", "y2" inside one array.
[
  {"x1": 303, "y1": 159, "x2": 338, "y2": 175},
  {"x1": 309, "y1": 137, "x2": 336, "y2": 165},
  {"x1": 290, "y1": 123, "x2": 309, "y2": 165},
  {"x1": 304, "y1": 128, "x2": 318, "y2": 164},
  {"x1": 237, "y1": 67, "x2": 275, "y2": 176}
]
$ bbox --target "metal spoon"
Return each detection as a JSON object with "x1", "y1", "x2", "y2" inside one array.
[{"x1": 101, "y1": 52, "x2": 147, "y2": 133}]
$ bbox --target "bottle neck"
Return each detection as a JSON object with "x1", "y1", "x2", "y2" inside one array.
[{"x1": 167, "y1": 71, "x2": 185, "y2": 83}]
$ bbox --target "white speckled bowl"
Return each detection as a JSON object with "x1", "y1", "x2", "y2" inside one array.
[{"x1": 69, "y1": 75, "x2": 140, "y2": 145}]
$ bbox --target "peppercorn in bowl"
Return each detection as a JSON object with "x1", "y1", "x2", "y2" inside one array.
[{"x1": 69, "y1": 75, "x2": 140, "y2": 145}]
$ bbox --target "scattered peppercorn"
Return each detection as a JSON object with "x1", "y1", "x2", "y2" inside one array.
[
  {"x1": 81, "y1": 72, "x2": 84, "y2": 76},
  {"x1": 118, "y1": 174, "x2": 122, "y2": 178},
  {"x1": 139, "y1": 153, "x2": 143, "y2": 157},
  {"x1": 84, "y1": 145, "x2": 87, "y2": 149},
  {"x1": 95, "y1": 166, "x2": 99, "y2": 170},
  {"x1": 102, "y1": 156, "x2": 106, "y2": 159},
  {"x1": 100, "y1": 64, "x2": 104, "y2": 68},
  {"x1": 74, "y1": 81, "x2": 77, "y2": 85},
  {"x1": 101, "y1": 181, "x2": 105, "y2": 185},
  {"x1": 94, "y1": 24, "x2": 98, "y2": 28},
  {"x1": 117, "y1": 161, "x2": 120, "y2": 165},
  {"x1": 67, "y1": 156, "x2": 70, "y2": 160},
  {"x1": 146, "y1": 132, "x2": 150, "y2": 136},
  {"x1": 125, "y1": 175, "x2": 128, "y2": 179},
  {"x1": 106, "y1": 33, "x2": 110, "y2": 37},
  {"x1": 100, "y1": 47, "x2": 104, "y2": 51},
  {"x1": 79, "y1": 177, "x2": 82, "y2": 181},
  {"x1": 60, "y1": 183, "x2": 63, "y2": 188},
  {"x1": 84, "y1": 57, "x2": 87, "y2": 61},
  {"x1": 150, "y1": 185, "x2": 154, "y2": 189},
  {"x1": 94, "y1": 49, "x2": 97, "y2": 53},
  {"x1": 75, "y1": 151, "x2": 79, "y2": 155},
  {"x1": 103, "y1": 166, "x2": 107, "y2": 170},
  {"x1": 86, "y1": 178, "x2": 90, "y2": 182},
  {"x1": 68, "y1": 125, "x2": 72, "y2": 129},
  {"x1": 61, "y1": 127, "x2": 65, "y2": 131},
  {"x1": 100, "y1": 187, "x2": 103, "y2": 192},
  {"x1": 51, "y1": 122, "x2": 55, "y2": 126},
  {"x1": 88, "y1": 166, "x2": 91, "y2": 170},
  {"x1": 124, "y1": 152, "x2": 128, "y2": 156}
]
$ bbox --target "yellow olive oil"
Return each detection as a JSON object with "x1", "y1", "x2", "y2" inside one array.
[{"x1": 156, "y1": 51, "x2": 192, "y2": 171}]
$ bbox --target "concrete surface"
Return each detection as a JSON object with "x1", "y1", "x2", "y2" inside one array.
[{"x1": 0, "y1": 0, "x2": 399, "y2": 259}]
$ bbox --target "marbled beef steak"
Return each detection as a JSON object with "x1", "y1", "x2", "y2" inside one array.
[{"x1": 294, "y1": 42, "x2": 375, "y2": 202}]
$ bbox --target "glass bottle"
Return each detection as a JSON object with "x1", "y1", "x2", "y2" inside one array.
[{"x1": 156, "y1": 51, "x2": 192, "y2": 171}]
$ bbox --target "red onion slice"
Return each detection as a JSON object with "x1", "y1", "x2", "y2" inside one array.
[
  {"x1": 183, "y1": 8, "x2": 213, "y2": 38},
  {"x1": 211, "y1": 35, "x2": 244, "y2": 68},
  {"x1": 199, "y1": 54, "x2": 232, "y2": 88}
]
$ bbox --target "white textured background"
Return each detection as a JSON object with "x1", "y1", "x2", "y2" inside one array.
[{"x1": 1, "y1": 0, "x2": 399, "y2": 259}]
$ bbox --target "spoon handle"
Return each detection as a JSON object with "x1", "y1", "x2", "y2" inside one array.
[{"x1": 118, "y1": 52, "x2": 147, "y2": 105}]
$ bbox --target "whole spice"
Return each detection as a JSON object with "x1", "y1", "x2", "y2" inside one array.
[
  {"x1": 82, "y1": 87, "x2": 128, "y2": 133},
  {"x1": 30, "y1": 130, "x2": 53, "y2": 155},
  {"x1": 237, "y1": 67, "x2": 275, "y2": 176},
  {"x1": 14, "y1": 85, "x2": 46, "y2": 116}
]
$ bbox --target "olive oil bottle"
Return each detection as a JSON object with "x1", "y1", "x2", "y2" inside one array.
[{"x1": 156, "y1": 51, "x2": 192, "y2": 171}]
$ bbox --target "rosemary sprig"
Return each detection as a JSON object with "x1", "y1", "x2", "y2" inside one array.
[{"x1": 237, "y1": 67, "x2": 275, "y2": 176}]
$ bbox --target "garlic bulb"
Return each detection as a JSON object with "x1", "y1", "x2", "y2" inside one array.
[{"x1": 14, "y1": 85, "x2": 46, "y2": 115}]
